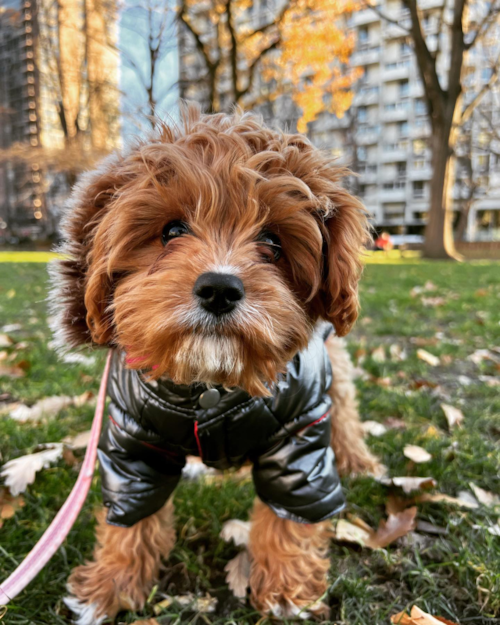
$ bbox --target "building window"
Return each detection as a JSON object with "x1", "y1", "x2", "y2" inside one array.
[
  {"x1": 359, "y1": 27, "x2": 369, "y2": 45},
  {"x1": 399, "y1": 121, "x2": 409, "y2": 136},
  {"x1": 399, "y1": 80, "x2": 410, "y2": 97},
  {"x1": 415, "y1": 99, "x2": 427, "y2": 115},
  {"x1": 413, "y1": 181, "x2": 425, "y2": 198},
  {"x1": 357, "y1": 106, "x2": 368, "y2": 122}
]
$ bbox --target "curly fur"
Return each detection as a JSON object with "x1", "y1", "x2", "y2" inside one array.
[
  {"x1": 52, "y1": 103, "x2": 379, "y2": 620},
  {"x1": 51, "y1": 103, "x2": 370, "y2": 395}
]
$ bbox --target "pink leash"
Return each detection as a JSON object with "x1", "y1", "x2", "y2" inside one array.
[{"x1": 0, "y1": 350, "x2": 113, "y2": 606}]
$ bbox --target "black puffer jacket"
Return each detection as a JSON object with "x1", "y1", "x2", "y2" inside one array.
[{"x1": 98, "y1": 322, "x2": 345, "y2": 527}]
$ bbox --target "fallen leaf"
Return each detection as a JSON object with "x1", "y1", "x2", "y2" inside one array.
[
  {"x1": 360, "y1": 316, "x2": 373, "y2": 325},
  {"x1": 440, "y1": 355, "x2": 453, "y2": 365},
  {"x1": 9, "y1": 392, "x2": 94, "y2": 423},
  {"x1": 386, "y1": 494, "x2": 411, "y2": 515},
  {"x1": 379, "y1": 476, "x2": 437, "y2": 494},
  {"x1": 0, "y1": 444, "x2": 64, "y2": 495},
  {"x1": 1, "y1": 323, "x2": 22, "y2": 332},
  {"x1": 62, "y1": 447, "x2": 79, "y2": 467},
  {"x1": 404, "y1": 445, "x2": 432, "y2": 464},
  {"x1": 332, "y1": 519, "x2": 373, "y2": 546},
  {"x1": 417, "y1": 349, "x2": 440, "y2": 367},
  {"x1": 220, "y1": 519, "x2": 251, "y2": 547},
  {"x1": 225, "y1": 550, "x2": 250, "y2": 598},
  {"x1": 440, "y1": 404, "x2": 464, "y2": 429},
  {"x1": 421, "y1": 297, "x2": 446, "y2": 307},
  {"x1": 411, "y1": 379, "x2": 438, "y2": 390},
  {"x1": 371, "y1": 346, "x2": 386, "y2": 363},
  {"x1": 131, "y1": 620, "x2": 160, "y2": 625},
  {"x1": 389, "y1": 344, "x2": 407, "y2": 361},
  {"x1": 468, "y1": 349, "x2": 499, "y2": 365},
  {"x1": 475, "y1": 288, "x2": 488, "y2": 297},
  {"x1": 391, "y1": 604, "x2": 458, "y2": 624},
  {"x1": 0, "y1": 364, "x2": 25, "y2": 378},
  {"x1": 478, "y1": 375, "x2": 500, "y2": 387},
  {"x1": 416, "y1": 491, "x2": 479, "y2": 509},
  {"x1": 469, "y1": 482, "x2": 500, "y2": 507},
  {"x1": 63, "y1": 430, "x2": 91, "y2": 450},
  {"x1": 0, "y1": 334, "x2": 13, "y2": 347},
  {"x1": 0, "y1": 486, "x2": 25, "y2": 521},
  {"x1": 411, "y1": 337, "x2": 439, "y2": 347},
  {"x1": 384, "y1": 417, "x2": 406, "y2": 430},
  {"x1": 153, "y1": 593, "x2": 217, "y2": 615},
  {"x1": 362, "y1": 420, "x2": 387, "y2": 437},
  {"x1": 366, "y1": 507, "x2": 417, "y2": 548},
  {"x1": 372, "y1": 376, "x2": 392, "y2": 387},
  {"x1": 6, "y1": 289, "x2": 16, "y2": 299}
]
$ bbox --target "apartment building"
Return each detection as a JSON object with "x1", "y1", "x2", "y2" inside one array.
[
  {"x1": 0, "y1": 0, "x2": 120, "y2": 239},
  {"x1": 178, "y1": 0, "x2": 500, "y2": 241},
  {"x1": 308, "y1": 0, "x2": 500, "y2": 239}
]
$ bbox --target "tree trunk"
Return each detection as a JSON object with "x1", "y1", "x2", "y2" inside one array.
[
  {"x1": 455, "y1": 201, "x2": 472, "y2": 241},
  {"x1": 422, "y1": 123, "x2": 461, "y2": 260}
]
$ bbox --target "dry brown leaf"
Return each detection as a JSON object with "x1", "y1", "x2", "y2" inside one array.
[
  {"x1": 385, "y1": 494, "x2": 411, "y2": 515},
  {"x1": 0, "y1": 444, "x2": 64, "y2": 495},
  {"x1": 417, "y1": 349, "x2": 440, "y2": 367},
  {"x1": 332, "y1": 519, "x2": 373, "y2": 546},
  {"x1": 468, "y1": 349, "x2": 499, "y2": 365},
  {"x1": 421, "y1": 297, "x2": 446, "y2": 307},
  {"x1": 220, "y1": 519, "x2": 251, "y2": 547},
  {"x1": 62, "y1": 447, "x2": 79, "y2": 467},
  {"x1": 0, "y1": 486, "x2": 25, "y2": 521},
  {"x1": 469, "y1": 482, "x2": 500, "y2": 507},
  {"x1": 0, "y1": 364, "x2": 25, "y2": 378},
  {"x1": 411, "y1": 337, "x2": 439, "y2": 347},
  {"x1": 224, "y1": 550, "x2": 250, "y2": 598},
  {"x1": 440, "y1": 404, "x2": 464, "y2": 429},
  {"x1": 0, "y1": 334, "x2": 13, "y2": 347},
  {"x1": 362, "y1": 420, "x2": 387, "y2": 437},
  {"x1": 366, "y1": 507, "x2": 417, "y2": 549},
  {"x1": 130, "y1": 620, "x2": 160, "y2": 625},
  {"x1": 63, "y1": 430, "x2": 91, "y2": 450},
  {"x1": 371, "y1": 346, "x2": 386, "y2": 363},
  {"x1": 389, "y1": 343, "x2": 407, "y2": 361},
  {"x1": 372, "y1": 376, "x2": 392, "y2": 387},
  {"x1": 391, "y1": 605, "x2": 459, "y2": 625},
  {"x1": 416, "y1": 491, "x2": 479, "y2": 509},
  {"x1": 380, "y1": 476, "x2": 437, "y2": 494},
  {"x1": 404, "y1": 445, "x2": 432, "y2": 464},
  {"x1": 384, "y1": 417, "x2": 406, "y2": 430}
]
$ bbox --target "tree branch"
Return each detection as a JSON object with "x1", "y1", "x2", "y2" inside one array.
[
  {"x1": 460, "y1": 52, "x2": 500, "y2": 123},
  {"x1": 360, "y1": 0, "x2": 410, "y2": 33},
  {"x1": 226, "y1": 0, "x2": 240, "y2": 100},
  {"x1": 465, "y1": 0, "x2": 500, "y2": 50}
]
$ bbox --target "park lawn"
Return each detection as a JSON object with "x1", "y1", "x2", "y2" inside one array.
[{"x1": 0, "y1": 257, "x2": 499, "y2": 625}]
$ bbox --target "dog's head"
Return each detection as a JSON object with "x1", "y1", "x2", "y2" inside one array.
[{"x1": 52, "y1": 104, "x2": 370, "y2": 395}]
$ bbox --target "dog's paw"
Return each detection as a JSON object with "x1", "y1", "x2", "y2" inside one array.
[{"x1": 63, "y1": 594, "x2": 107, "y2": 625}]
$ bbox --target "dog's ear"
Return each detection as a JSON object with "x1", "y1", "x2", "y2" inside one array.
[
  {"x1": 51, "y1": 154, "x2": 128, "y2": 348},
  {"x1": 315, "y1": 187, "x2": 371, "y2": 337}
]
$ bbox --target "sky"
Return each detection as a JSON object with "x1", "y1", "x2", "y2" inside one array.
[{"x1": 119, "y1": 0, "x2": 180, "y2": 144}]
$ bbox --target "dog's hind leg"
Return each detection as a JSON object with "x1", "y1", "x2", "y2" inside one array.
[
  {"x1": 325, "y1": 335, "x2": 384, "y2": 477},
  {"x1": 248, "y1": 499, "x2": 330, "y2": 620},
  {"x1": 64, "y1": 499, "x2": 175, "y2": 625}
]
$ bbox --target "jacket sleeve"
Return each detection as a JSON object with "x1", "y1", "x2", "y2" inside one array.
[
  {"x1": 252, "y1": 411, "x2": 345, "y2": 524},
  {"x1": 98, "y1": 407, "x2": 185, "y2": 527}
]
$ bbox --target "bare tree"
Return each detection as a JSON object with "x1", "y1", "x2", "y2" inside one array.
[
  {"x1": 120, "y1": 0, "x2": 177, "y2": 129},
  {"x1": 368, "y1": 0, "x2": 500, "y2": 258}
]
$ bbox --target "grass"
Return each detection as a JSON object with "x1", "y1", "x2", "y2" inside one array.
[{"x1": 0, "y1": 257, "x2": 499, "y2": 625}]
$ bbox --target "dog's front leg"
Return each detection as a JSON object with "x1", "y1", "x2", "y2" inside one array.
[
  {"x1": 65, "y1": 500, "x2": 175, "y2": 625},
  {"x1": 248, "y1": 499, "x2": 330, "y2": 620}
]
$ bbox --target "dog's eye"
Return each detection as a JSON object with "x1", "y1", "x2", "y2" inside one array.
[
  {"x1": 257, "y1": 231, "x2": 281, "y2": 263},
  {"x1": 162, "y1": 220, "x2": 190, "y2": 245}
]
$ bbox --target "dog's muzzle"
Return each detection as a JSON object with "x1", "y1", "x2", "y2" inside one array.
[{"x1": 193, "y1": 272, "x2": 245, "y2": 316}]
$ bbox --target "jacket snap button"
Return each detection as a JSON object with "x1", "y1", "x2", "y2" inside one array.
[{"x1": 199, "y1": 388, "x2": 220, "y2": 409}]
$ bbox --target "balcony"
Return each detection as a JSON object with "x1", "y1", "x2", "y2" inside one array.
[
  {"x1": 382, "y1": 61, "x2": 411, "y2": 82},
  {"x1": 380, "y1": 188, "x2": 407, "y2": 202},
  {"x1": 409, "y1": 166, "x2": 433, "y2": 181},
  {"x1": 384, "y1": 19, "x2": 411, "y2": 39},
  {"x1": 358, "y1": 171, "x2": 379, "y2": 184},
  {"x1": 418, "y1": 0, "x2": 444, "y2": 8},
  {"x1": 356, "y1": 128, "x2": 380, "y2": 145},
  {"x1": 382, "y1": 107, "x2": 411, "y2": 122},
  {"x1": 352, "y1": 8, "x2": 380, "y2": 26},
  {"x1": 352, "y1": 46, "x2": 381, "y2": 66},
  {"x1": 410, "y1": 123, "x2": 431, "y2": 139},
  {"x1": 382, "y1": 146, "x2": 409, "y2": 162},
  {"x1": 353, "y1": 88, "x2": 380, "y2": 106}
]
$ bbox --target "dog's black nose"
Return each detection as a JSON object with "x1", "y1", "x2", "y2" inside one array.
[{"x1": 194, "y1": 272, "x2": 245, "y2": 316}]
